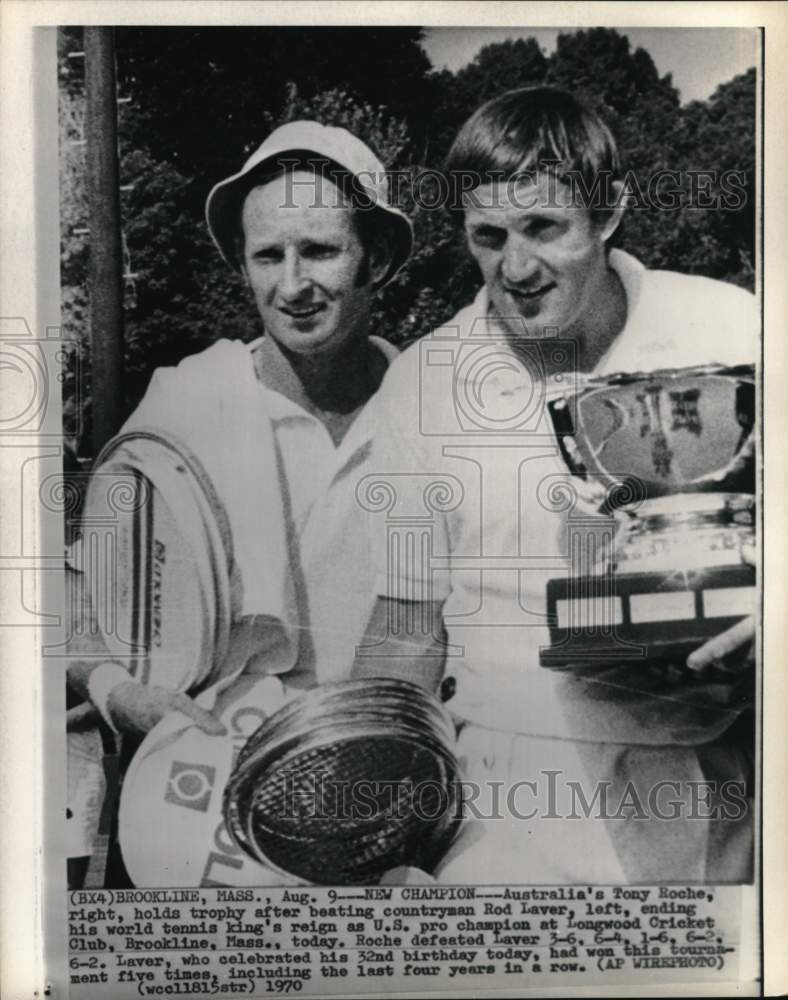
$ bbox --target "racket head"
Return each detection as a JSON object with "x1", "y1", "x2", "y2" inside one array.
[
  {"x1": 224, "y1": 679, "x2": 463, "y2": 884},
  {"x1": 81, "y1": 431, "x2": 232, "y2": 692}
]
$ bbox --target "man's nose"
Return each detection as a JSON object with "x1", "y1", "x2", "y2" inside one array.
[
  {"x1": 501, "y1": 237, "x2": 540, "y2": 285},
  {"x1": 280, "y1": 249, "x2": 310, "y2": 299}
]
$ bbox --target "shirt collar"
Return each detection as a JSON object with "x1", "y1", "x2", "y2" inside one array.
[
  {"x1": 256, "y1": 335, "x2": 398, "y2": 439},
  {"x1": 606, "y1": 248, "x2": 644, "y2": 337},
  {"x1": 450, "y1": 285, "x2": 537, "y2": 397}
]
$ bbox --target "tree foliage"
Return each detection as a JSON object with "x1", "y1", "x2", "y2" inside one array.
[{"x1": 428, "y1": 38, "x2": 549, "y2": 161}]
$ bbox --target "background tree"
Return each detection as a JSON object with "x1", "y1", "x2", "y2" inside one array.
[
  {"x1": 428, "y1": 38, "x2": 549, "y2": 161},
  {"x1": 666, "y1": 68, "x2": 756, "y2": 286}
]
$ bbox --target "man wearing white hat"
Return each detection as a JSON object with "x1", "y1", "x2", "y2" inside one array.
[{"x1": 66, "y1": 122, "x2": 413, "y2": 883}]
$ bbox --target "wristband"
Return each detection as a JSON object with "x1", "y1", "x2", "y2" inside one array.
[{"x1": 87, "y1": 661, "x2": 133, "y2": 732}]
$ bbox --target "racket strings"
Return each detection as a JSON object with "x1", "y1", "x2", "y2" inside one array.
[{"x1": 224, "y1": 680, "x2": 462, "y2": 884}]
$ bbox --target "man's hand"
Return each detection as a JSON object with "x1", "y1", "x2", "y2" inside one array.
[
  {"x1": 686, "y1": 542, "x2": 755, "y2": 674},
  {"x1": 379, "y1": 866, "x2": 436, "y2": 885},
  {"x1": 686, "y1": 617, "x2": 755, "y2": 673},
  {"x1": 351, "y1": 597, "x2": 448, "y2": 693},
  {"x1": 106, "y1": 681, "x2": 227, "y2": 737}
]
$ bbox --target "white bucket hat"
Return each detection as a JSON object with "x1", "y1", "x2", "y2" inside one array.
[{"x1": 205, "y1": 119, "x2": 413, "y2": 287}]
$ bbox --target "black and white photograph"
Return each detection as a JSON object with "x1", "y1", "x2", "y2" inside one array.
[{"x1": 1, "y1": 3, "x2": 786, "y2": 998}]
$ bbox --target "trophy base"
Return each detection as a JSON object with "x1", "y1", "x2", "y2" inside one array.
[{"x1": 540, "y1": 563, "x2": 755, "y2": 671}]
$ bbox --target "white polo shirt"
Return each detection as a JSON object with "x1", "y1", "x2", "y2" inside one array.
[
  {"x1": 370, "y1": 250, "x2": 757, "y2": 742},
  {"x1": 263, "y1": 335, "x2": 400, "y2": 688},
  {"x1": 102, "y1": 336, "x2": 400, "y2": 890}
]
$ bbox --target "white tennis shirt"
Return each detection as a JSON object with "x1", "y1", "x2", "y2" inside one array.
[{"x1": 259, "y1": 335, "x2": 400, "y2": 688}]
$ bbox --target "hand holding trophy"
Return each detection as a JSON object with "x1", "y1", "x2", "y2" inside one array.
[{"x1": 686, "y1": 540, "x2": 756, "y2": 674}]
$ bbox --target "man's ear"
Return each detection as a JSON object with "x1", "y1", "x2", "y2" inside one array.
[
  {"x1": 368, "y1": 232, "x2": 394, "y2": 289},
  {"x1": 233, "y1": 227, "x2": 248, "y2": 282},
  {"x1": 597, "y1": 180, "x2": 628, "y2": 243}
]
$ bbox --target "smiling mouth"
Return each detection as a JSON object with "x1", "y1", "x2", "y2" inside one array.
[
  {"x1": 507, "y1": 283, "x2": 556, "y2": 301},
  {"x1": 279, "y1": 304, "x2": 325, "y2": 320}
]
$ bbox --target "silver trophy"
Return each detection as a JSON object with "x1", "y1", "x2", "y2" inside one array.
[{"x1": 540, "y1": 364, "x2": 755, "y2": 671}]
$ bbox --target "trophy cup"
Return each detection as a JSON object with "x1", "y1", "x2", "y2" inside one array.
[{"x1": 539, "y1": 364, "x2": 756, "y2": 671}]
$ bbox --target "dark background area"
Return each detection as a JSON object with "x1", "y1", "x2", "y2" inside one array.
[{"x1": 58, "y1": 26, "x2": 756, "y2": 457}]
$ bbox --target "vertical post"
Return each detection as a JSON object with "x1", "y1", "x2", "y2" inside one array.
[{"x1": 84, "y1": 27, "x2": 123, "y2": 454}]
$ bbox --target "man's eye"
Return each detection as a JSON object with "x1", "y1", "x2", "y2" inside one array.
[
  {"x1": 303, "y1": 244, "x2": 339, "y2": 259},
  {"x1": 470, "y1": 227, "x2": 505, "y2": 249},
  {"x1": 252, "y1": 248, "x2": 282, "y2": 263},
  {"x1": 527, "y1": 218, "x2": 561, "y2": 239}
]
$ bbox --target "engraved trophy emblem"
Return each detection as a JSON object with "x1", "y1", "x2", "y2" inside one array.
[{"x1": 540, "y1": 364, "x2": 756, "y2": 671}]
